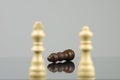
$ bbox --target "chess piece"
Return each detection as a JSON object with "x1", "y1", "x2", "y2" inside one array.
[
  {"x1": 47, "y1": 61, "x2": 75, "y2": 73},
  {"x1": 47, "y1": 49, "x2": 75, "y2": 62},
  {"x1": 78, "y1": 26, "x2": 95, "y2": 79},
  {"x1": 29, "y1": 22, "x2": 46, "y2": 79}
]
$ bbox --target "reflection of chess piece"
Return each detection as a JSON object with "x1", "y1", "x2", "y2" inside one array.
[
  {"x1": 47, "y1": 49, "x2": 75, "y2": 62},
  {"x1": 30, "y1": 77, "x2": 46, "y2": 80},
  {"x1": 47, "y1": 61, "x2": 75, "y2": 73},
  {"x1": 78, "y1": 26, "x2": 95, "y2": 79},
  {"x1": 29, "y1": 22, "x2": 46, "y2": 79},
  {"x1": 78, "y1": 77, "x2": 94, "y2": 80}
]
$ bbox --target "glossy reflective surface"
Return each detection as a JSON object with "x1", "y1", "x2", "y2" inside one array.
[
  {"x1": 47, "y1": 61, "x2": 75, "y2": 73},
  {"x1": 0, "y1": 57, "x2": 120, "y2": 79}
]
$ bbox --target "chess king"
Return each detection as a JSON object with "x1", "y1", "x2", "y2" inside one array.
[
  {"x1": 78, "y1": 26, "x2": 95, "y2": 79},
  {"x1": 29, "y1": 22, "x2": 46, "y2": 79}
]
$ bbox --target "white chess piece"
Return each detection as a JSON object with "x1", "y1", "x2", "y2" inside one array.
[
  {"x1": 78, "y1": 26, "x2": 95, "y2": 79},
  {"x1": 29, "y1": 22, "x2": 46, "y2": 79}
]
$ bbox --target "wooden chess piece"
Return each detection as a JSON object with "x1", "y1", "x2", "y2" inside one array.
[
  {"x1": 47, "y1": 49, "x2": 75, "y2": 62},
  {"x1": 78, "y1": 26, "x2": 95, "y2": 79},
  {"x1": 29, "y1": 21, "x2": 46, "y2": 79}
]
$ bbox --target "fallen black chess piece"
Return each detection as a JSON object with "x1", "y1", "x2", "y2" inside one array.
[{"x1": 47, "y1": 49, "x2": 75, "y2": 62}]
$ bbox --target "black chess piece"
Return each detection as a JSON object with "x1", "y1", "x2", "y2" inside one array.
[
  {"x1": 47, "y1": 61, "x2": 75, "y2": 73},
  {"x1": 47, "y1": 49, "x2": 75, "y2": 62}
]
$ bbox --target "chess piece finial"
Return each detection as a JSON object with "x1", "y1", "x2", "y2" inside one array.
[
  {"x1": 29, "y1": 21, "x2": 46, "y2": 79},
  {"x1": 78, "y1": 26, "x2": 95, "y2": 79},
  {"x1": 79, "y1": 26, "x2": 93, "y2": 52}
]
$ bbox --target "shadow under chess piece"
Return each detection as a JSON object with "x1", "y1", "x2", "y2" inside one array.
[
  {"x1": 47, "y1": 49, "x2": 75, "y2": 62},
  {"x1": 47, "y1": 61, "x2": 75, "y2": 73},
  {"x1": 78, "y1": 26, "x2": 95, "y2": 79},
  {"x1": 29, "y1": 22, "x2": 46, "y2": 79}
]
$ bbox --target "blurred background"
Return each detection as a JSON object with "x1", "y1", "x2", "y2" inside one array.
[{"x1": 0, "y1": 0, "x2": 120, "y2": 58}]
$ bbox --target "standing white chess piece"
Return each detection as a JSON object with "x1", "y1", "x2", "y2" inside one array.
[
  {"x1": 29, "y1": 22, "x2": 46, "y2": 79},
  {"x1": 78, "y1": 26, "x2": 95, "y2": 80}
]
